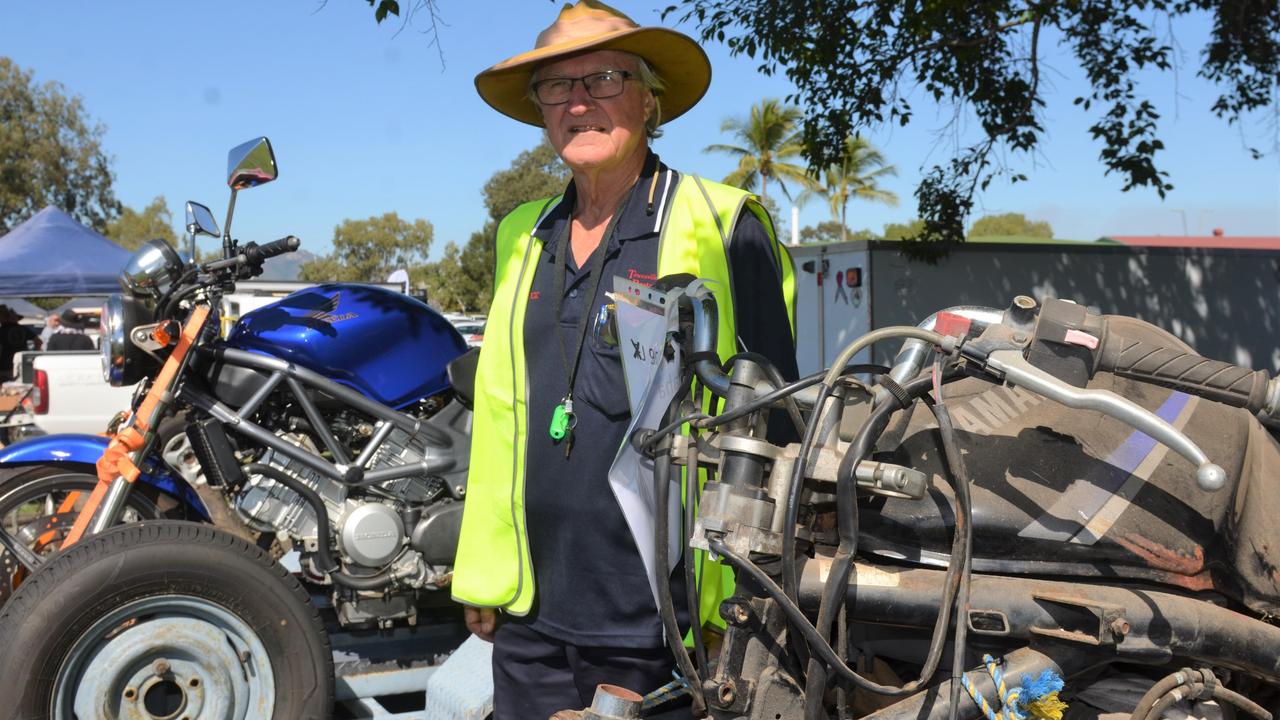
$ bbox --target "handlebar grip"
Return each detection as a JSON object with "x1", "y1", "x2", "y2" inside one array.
[
  {"x1": 244, "y1": 236, "x2": 300, "y2": 264},
  {"x1": 1098, "y1": 335, "x2": 1272, "y2": 412}
]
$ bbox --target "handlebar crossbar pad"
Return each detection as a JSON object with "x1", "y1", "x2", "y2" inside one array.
[{"x1": 1099, "y1": 336, "x2": 1271, "y2": 412}]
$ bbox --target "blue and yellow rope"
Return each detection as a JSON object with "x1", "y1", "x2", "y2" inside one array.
[{"x1": 961, "y1": 654, "x2": 1068, "y2": 720}]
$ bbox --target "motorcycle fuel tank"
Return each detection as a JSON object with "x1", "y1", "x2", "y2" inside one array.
[
  {"x1": 859, "y1": 316, "x2": 1280, "y2": 617},
  {"x1": 225, "y1": 284, "x2": 468, "y2": 408}
]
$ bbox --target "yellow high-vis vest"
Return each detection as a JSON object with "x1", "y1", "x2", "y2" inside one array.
[{"x1": 452, "y1": 175, "x2": 796, "y2": 629}]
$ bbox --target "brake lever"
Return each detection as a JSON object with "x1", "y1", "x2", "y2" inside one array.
[{"x1": 985, "y1": 349, "x2": 1227, "y2": 491}]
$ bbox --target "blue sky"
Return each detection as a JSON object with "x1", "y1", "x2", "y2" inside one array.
[{"x1": 2, "y1": 1, "x2": 1276, "y2": 263}]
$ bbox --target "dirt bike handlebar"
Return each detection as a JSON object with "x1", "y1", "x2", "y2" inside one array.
[
  {"x1": 1096, "y1": 331, "x2": 1280, "y2": 422},
  {"x1": 985, "y1": 348, "x2": 1229, "y2": 491}
]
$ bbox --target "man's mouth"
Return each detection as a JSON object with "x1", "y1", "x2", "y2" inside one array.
[{"x1": 569, "y1": 124, "x2": 606, "y2": 133}]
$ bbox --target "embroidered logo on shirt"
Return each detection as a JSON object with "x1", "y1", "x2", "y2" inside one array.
[
  {"x1": 626, "y1": 269, "x2": 656, "y2": 286},
  {"x1": 530, "y1": 290, "x2": 541, "y2": 300}
]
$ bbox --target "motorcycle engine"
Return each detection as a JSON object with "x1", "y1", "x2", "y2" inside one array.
[{"x1": 235, "y1": 428, "x2": 450, "y2": 582}]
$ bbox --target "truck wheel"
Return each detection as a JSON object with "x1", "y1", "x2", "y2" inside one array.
[
  {"x1": 0, "y1": 521, "x2": 333, "y2": 719},
  {"x1": 0, "y1": 465, "x2": 166, "y2": 605}
]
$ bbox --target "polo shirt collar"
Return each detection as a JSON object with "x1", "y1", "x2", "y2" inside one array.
[{"x1": 533, "y1": 150, "x2": 677, "y2": 256}]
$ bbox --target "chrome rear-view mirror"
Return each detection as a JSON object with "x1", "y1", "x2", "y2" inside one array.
[
  {"x1": 226, "y1": 137, "x2": 277, "y2": 190},
  {"x1": 185, "y1": 201, "x2": 219, "y2": 238}
]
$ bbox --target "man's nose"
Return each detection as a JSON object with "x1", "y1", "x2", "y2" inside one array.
[{"x1": 565, "y1": 80, "x2": 596, "y2": 112}]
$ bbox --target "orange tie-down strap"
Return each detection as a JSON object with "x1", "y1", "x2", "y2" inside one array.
[
  {"x1": 61, "y1": 304, "x2": 211, "y2": 549},
  {"x1": 59, "y1": 427, "x2": 146, "y2": 548}
]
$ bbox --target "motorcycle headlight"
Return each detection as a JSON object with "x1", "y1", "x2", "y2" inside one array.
[
  {"x1": 118, "y1": 239, "x2": 184, "y2": 298},
  {"x1": 101, "y1": 294, "x2": 159, "y2": 386}
]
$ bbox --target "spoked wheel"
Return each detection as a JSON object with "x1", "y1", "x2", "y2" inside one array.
[
  {"x1": 0, "y1": 466, "x2": 165, "y2": 605},
  {"x1": 0, "y1": 521, "x2": 333, "y2": 719}
]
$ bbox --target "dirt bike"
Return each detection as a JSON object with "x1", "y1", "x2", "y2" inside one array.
[
  {"x1": 0, "y1": 137, "x2": 475, "y2": 718},
  {"x1": 571, "y1": 280, "x2": 1280, "y2": 720}
]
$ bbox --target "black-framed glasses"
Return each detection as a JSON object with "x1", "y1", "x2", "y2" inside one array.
[{"x1": 531, "y1": 70, "x2": 635, "y2": 105}]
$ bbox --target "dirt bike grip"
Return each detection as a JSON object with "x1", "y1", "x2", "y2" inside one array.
[{"x1": 1098, "y1": 334, "x2": 1272, "y2": 412}]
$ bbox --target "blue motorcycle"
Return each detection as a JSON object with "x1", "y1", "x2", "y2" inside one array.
[{"x1": 0, "y1": 137, "x2": 475, "y2": 717}]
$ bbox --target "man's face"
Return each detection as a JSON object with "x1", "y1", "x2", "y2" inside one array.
[{"x1": 534, "y1": 50, "x2": 654, "y2": 174}]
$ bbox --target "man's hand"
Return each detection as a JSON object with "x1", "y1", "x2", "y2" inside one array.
[{"x1": 464, "y1": 606, "x2": 498, "y2": 642}]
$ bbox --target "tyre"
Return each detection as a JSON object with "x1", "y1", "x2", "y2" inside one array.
[
  {"x1": 0, "y1": 520, "x2": 333, "y2": 719},
  {"x1": 0, "y1": 465, "x2": 168, "y2": 605}
]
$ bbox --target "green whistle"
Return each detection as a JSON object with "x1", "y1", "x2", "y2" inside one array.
[{"x1": 549, "y1": 403, "x2": 570, "y2": 440}]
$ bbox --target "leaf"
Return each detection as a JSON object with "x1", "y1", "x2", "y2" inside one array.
[{"x1": 374, "y1": 0, "x2": 400, "y2": 23}]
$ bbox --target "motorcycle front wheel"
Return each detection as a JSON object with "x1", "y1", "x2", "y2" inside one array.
[
  {"x1": 0, "y1": 465, "x2": 169, "y2": 606},
  {"x1": 0, "y1": 520, "x2": 333, "y2": 719}
]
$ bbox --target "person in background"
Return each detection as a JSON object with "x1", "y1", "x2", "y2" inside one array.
[
  {"x1": 45, "y1": 310, "x2": 96, "y2": 352},
  {"x1": 451, "y1": 2, "x2": 798, "y2": 717},
  {"x1": 38, "y1": 313, "x2": 60, "y2": 349},
  {"x1": 0, "y1": 305, "x2": 39, "y2": 381}
]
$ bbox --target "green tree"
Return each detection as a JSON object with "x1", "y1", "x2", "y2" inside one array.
[
  {"x1": 666, "y1": 1, "x2": 1278, "y2": 255},
  {"x1": 799, "y1": 220, "x2": 875, "y2": 244},
  {"x1": 416, "y1": 141, "x2": 570, "y2": 313},
  {"x1": 482, "y1": 141, "x2": 571, "y2": 222},
  {"x1": 299, "y1": 212, "x2": 433, "y2": 283},
  {"x1": 0, "y1": 57, "x2": 119, "y2": 234},
  {"x1": 808, "y1": 135, "x2": 898, "y2": 243},
  {"x1": 882, "y1": 219, "x2": 927, "y2": 241},
  {"x1": 704, "y1": 98, "x2": 818, "y2": 207},
  {"x1": 105, "y1": 196, "x2": 177, "y2": 251},
  {"x1": 968, "y1": 212, "x2": 1053, "y2": 239},
  {"x1": 412, "y1": 242, "x2": 470, "y2": 313}
]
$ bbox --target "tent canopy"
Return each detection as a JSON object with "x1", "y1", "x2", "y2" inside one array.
[
  {"x1": 0, "y1": 207, "x2": 132, "y2": 296},
  {"x1": 0, "y1": 298, "x2": 49, "y2": 320}
]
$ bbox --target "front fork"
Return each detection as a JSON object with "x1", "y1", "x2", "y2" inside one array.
[{"x1": 61, "y1": 304, "x2": 212, "y2": 548}]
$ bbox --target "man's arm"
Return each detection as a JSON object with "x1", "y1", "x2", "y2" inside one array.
[{"x1": 727, "y1": 212, "x2": 800, "y2": 442}]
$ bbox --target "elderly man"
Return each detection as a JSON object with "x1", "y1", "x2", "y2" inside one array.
[{"x1": 452, "y1": 2, "x2": 798, "y2": 716}]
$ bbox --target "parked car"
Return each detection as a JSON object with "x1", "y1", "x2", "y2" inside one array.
[{"x1": 454, "y1": 321, "x2": 485, "y2": 348}]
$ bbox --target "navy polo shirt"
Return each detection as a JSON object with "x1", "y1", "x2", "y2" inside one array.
[{"x1": 517, "y1": 151, "x2": 798, "y2": 648}]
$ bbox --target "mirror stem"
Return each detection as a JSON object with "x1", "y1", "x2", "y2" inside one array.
[{"x1": 223, "y1": 189, "x2": 238, "y2": 259}]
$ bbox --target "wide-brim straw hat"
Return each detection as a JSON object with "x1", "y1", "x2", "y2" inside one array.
[{"x1": 475, "y1": 0, "x2": 711, "y2": 128}]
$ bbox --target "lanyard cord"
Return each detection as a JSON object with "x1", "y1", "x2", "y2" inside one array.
[{"x1": 551, "y1": 192, "x2": 632, "y2": 406}]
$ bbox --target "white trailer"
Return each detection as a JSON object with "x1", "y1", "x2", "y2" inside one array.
[{"x1": 787, "y1": 241, "x2": 874, "y2": 376}]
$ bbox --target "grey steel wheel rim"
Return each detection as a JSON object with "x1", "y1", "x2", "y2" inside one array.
[{"x1": 53, "y1": 595, "x2": 275, "y2": 719}]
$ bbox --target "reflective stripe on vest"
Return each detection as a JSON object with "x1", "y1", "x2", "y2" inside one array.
[{"x1": 452, "y1": 176, "x2": 796, "y2": 620}]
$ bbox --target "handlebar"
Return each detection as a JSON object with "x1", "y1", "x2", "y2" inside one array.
[
  {"x1": 1097, "y1": 332, "x2": 1280, "y2": 420},
  {"x1": 986, "y1": 348, "x2": 1229, "y2": 491},
  {"x1": 244, "y1": 235, "x2": 301, "y2": 264},
  {"x1": 202, "y1": 235, "x2": 301, "y2": 273}
]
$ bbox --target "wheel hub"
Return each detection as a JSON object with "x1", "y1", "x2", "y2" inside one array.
[{"x1": 56, "y1": 597, "x2": 275, "y2": 719}]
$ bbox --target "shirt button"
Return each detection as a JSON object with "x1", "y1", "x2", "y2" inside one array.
[{"x1": 569, "y1": 288, "x2": 579, "y2": 298}]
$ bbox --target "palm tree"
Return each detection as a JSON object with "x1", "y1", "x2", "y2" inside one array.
[
  {"x1": 813, "y1": 135, "x2": 899, "y2": 243},
  {"x1": 704, "y1": 99, "x2": 818, "y2": 207}
]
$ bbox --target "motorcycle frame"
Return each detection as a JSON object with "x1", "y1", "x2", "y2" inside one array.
[
  {"x1": 54, "y1": 298, "x2": 463, "y2": 559},
  {"x1": 178, "y1": 345, "x2": 461, "y2": 490}
]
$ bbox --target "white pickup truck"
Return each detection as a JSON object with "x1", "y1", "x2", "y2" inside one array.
[{"x1": 2, "y1": 350, "x2": 136, "y2": 441}]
